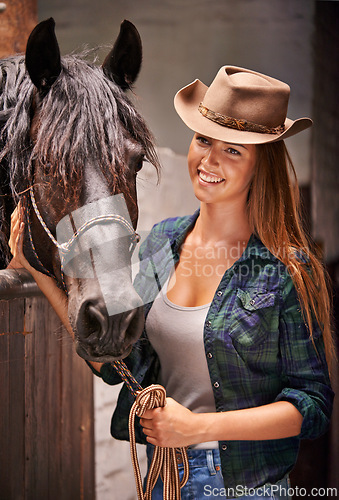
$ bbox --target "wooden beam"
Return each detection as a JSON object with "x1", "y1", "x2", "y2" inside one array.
[
  {"x1": 0, "y1": 0, "x2": 37, "y2": 58},
  {"x1": 0, "y1": 269, "x2": 42, "y2": 299}
]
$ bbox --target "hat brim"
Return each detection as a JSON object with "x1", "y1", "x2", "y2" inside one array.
[{"x1": 174, "y1": 79, "x2": 312, "y2": 145}]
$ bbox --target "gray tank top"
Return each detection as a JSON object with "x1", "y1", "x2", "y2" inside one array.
[{"x1": 146, "y1": 276, "x2": 218, "y2": 449}]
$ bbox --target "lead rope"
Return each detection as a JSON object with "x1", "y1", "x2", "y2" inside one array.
[{"x1": 113, "y1": 360, "x2": 189, "y2": 500}]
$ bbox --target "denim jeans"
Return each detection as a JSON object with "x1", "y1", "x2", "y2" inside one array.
[{"x1": 145, "y1": 444, "x2": 291, "y2": 499}]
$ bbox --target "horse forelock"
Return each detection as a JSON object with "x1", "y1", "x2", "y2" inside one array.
[{"x1": 1, "y1": 51, "x2": 160, "y2": 206}]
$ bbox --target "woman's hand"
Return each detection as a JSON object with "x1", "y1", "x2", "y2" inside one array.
[
  {"x1": 7, "y1": 202, "x2": 32, "y2": 270},
  {"x1": 8, "y1": 202, "x2": 76, "y2": 342},
  {"x1": 140, "y1": 399, "x2": 304, "y2": 448},
  {"x1": 140, "y1": 397, "x2": 199, "y2": 448}
]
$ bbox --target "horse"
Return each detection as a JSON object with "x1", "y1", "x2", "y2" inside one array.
[{"x1": 0, "y1": 18, "x2": 160, "y2": 362}]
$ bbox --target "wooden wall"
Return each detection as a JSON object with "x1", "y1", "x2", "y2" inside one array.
[
  {"x1": 0, "y1": 271, "x2": 95, "y2": 500},
  {"x1": 0, "y1": 0, "x2": 37, "y2": 58}
]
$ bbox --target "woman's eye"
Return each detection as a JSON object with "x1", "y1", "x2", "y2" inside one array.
[
  {"x1": 196, "y1": 135, "x2": 210, "y2": 145},
  {"x1": 227, "y1": 147, "x2": 240, "y2": 155}
]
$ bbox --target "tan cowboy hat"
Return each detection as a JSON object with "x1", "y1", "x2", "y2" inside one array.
[{"x1": 174, "y1": 65, "x2": 312, "y2": 144}]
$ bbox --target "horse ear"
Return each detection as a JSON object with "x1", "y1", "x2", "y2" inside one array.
[
  {"x1": 25, "y1": 18, "x2": 61, "y2": 95},
  {"x1": 102, "y1": 20, "x2": 142, "y2": 90}
]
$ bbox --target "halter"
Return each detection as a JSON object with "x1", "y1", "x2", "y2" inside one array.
[{"x1": 27, "y1": 186, "x2": 140, "y2": 288}]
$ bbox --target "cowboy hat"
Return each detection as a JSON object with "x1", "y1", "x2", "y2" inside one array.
[{"x1": 174, "y1": 65, "x2": 312, "y2": 144}]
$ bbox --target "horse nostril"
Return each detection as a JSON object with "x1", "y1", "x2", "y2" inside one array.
[{"x1": 81, "y1": 302, "x2": 108, "y2": 340}]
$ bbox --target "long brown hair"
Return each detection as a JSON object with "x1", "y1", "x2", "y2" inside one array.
[{"x1": 248, "y1": 140, "x2": 335, "y2": 369}]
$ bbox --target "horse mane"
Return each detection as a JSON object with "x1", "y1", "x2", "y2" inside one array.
[
  {"x1": 0, "y1": 56, "x2": 31, "y2": 265},
  {"x1": 0, "y1": 56, "x2": 28, "y2": 113},
  {"x1": 0, "y1": 51, "x2": 160, "y2": 265}
]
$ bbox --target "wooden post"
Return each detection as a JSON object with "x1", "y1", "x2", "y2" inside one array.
[
  {"x1": 0, "y1": 0, "x2": 37, "y2": 58},
  {"x1": 0, "y1": 271, "x2": 95, "y2": 499},
  {"x1": 1, "y1": 6, "x2": 96, "y2": 496}
]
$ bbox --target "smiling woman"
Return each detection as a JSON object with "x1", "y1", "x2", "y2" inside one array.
[{"x1": 87, "y1": 64, "x2": 334, "y2": 500}]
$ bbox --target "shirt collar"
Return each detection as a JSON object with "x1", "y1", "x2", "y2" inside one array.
[
  {"x1": 171, "y1": 208, "x2": 200, "y2": 255},
  {"x1": 171, "y1": 209, "x2": 277, "y2": 264},
  {"x1": 238, "y1": 233, "x2": 278, "y2": 263}
]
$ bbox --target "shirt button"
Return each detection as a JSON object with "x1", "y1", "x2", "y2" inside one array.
[
  {"x1": 221, "y1": 444, "x2": 227, "y2": 451},
  {"x1": 206, "y1": 320, "x2": 211, "y2": 328},
  {"x1": 250, "y1": 299, "x2": 255, "y2": 305},
  {"x1": 214, "y1": 381, "x2": 220, "y2": 388},
  {"x1": 217, "y1": 290, "x2": 223, "y2": 297},
  {"x1": 207, "y1": 352, "x2": 213, "y2": 359}
]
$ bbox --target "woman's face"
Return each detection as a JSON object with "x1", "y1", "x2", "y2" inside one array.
[{"x1": 187, "y1": 133, "x2": 256, "y2": 207}]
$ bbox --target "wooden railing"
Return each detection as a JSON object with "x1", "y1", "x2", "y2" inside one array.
[{"x1": 0, "y1": 268, "x2": 42, "y2": 299}]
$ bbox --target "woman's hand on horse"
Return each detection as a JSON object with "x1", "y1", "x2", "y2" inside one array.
[
  {"x1": 140, "y1": 397, "x2": 201, "y2": 448},
  {"x1": 8, "y1": 203, "x2": 31, "y2": 270},
  {"x1": 8, "y1": 203, "x2": 76, "y2": 341}
]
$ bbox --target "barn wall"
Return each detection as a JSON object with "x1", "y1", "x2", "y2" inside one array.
[
  {"x1": 0, "y1": 0, "x2": 37, "y2": 58},
  {"x1": 312, "y1": 0, "x2": 339, "y2": 490}
]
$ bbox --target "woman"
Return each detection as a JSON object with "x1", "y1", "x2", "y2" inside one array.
[{"x1": 10, "y1": 66, "x2": 334, "y2": 499}]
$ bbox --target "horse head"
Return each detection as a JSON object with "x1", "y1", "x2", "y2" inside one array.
[{"x1": 0, "y1": 19, "x2": 159, "y2": 362}]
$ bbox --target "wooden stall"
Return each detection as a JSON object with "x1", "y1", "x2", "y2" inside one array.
[{"x1": 0, "y1": 269, "x2": 95, "y2": 500}]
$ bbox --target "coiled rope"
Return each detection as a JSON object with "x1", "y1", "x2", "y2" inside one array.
[{"x1": 113, "y1": 360, "x2": 189, "y2": 499}]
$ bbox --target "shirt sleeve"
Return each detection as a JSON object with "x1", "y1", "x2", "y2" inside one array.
[{"x1": 274, "y1": 273, "x2": 334, "y2": 439}]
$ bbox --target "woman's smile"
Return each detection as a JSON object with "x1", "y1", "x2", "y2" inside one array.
[{"x1": 197, "y1": 167, "x2": 226, "y2": 185}]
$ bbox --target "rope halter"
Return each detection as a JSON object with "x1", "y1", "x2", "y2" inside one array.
[{"x1": 29, "y1": 186, "x2": 140, "y2": 259}]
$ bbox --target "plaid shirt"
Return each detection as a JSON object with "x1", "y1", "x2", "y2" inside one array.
[{"x1": 93, "y1": 210, "x2": 333, "y2": 492}]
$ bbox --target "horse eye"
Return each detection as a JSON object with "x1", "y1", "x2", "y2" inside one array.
[{"x1": 135, "y1": 156, "x2": 145, "y2": 173}]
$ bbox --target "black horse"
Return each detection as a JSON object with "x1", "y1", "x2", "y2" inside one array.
[{"x1": 0, "y1": 18, "x2": 159, "y2": 361}]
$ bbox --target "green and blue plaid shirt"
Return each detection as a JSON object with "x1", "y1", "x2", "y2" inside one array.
[{"x1": 93, "y1": 210, "x2": 333, "y2": 491}]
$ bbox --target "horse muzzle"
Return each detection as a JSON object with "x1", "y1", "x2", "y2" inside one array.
[{"x1": 73, "y1": 291, "x2": 144, "y2": 362}]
